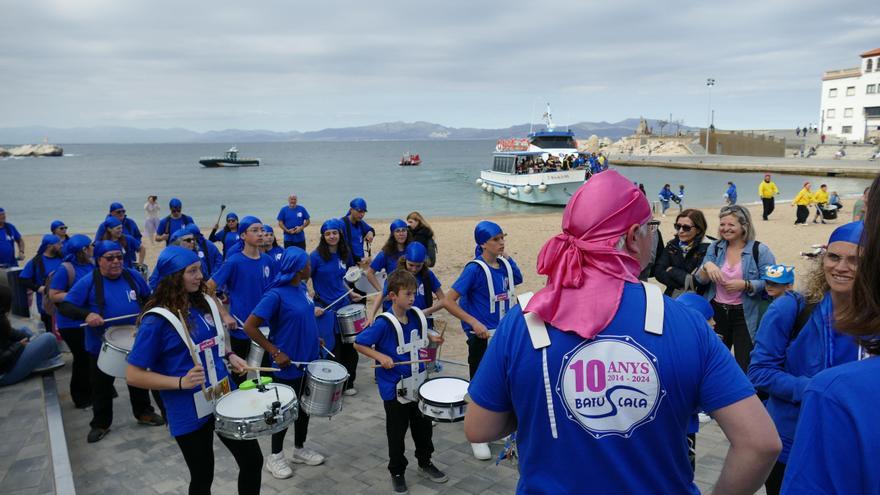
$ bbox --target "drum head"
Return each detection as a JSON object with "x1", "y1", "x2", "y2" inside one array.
[
  {"x1": 336, "y1": 304, "x2": 365, "y2": 318},
  {"x1": 215, "y1": 384, "x2": 296, "y2": 418},
  {"x1": 105, "y1": 325, "x2": 137, "y2": 350},
  {"x1": 419, "y1": 377, "x2": 469, "y2": 403},
  {"x1": 355, "y1": 270, "x2": 385, "y2": 294},
  {"x1": 307, "y1": 360, "x2": 349, "y2": 382},
  {"x1": 344, "y1": 266, "x2": 362, "y2": 283}
]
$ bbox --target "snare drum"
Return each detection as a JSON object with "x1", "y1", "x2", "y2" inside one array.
[
  {"x1": 301, "y1": 360, "x2": 349, "y2": 417},
  {"x1": 336, "y1": 304, "x2": 367, "y2": 343},
  {"x1": 417, "y1": 377, "x2": 470, "y2": 422},
  {"x1": 97, "y1": 325, "x2": 137, "y2": 378},
  {"x1": 245, "y1": 326, "x2": 271, "y2": 379},
  {"x1": 354, "y1": 270, "x2": 386, "y2": 295},
  {"x1": 214, "y1": 383, "x2": 298, "y2": 440}
]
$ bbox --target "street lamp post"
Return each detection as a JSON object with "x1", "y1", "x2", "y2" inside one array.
[{"x1": 705, "y1": 78, "x2": 715, "y2": 155}]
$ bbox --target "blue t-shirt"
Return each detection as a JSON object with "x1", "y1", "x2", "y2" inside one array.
[
  {"x1": 128, "y1": 308, "x2": 234, "y2": 437},
  {"x1": 469, "y1": 283, "x2": 754, "y2": 494},
  {"x1": 64, "y1": 269, "x2": 151, "y2": 355},
  {"x1": 781, "y1": 357, "x2": 880, "y2": 494},
  {"x1": 0, "y1": 223, "x2": 22, "y2": 266},
  {"x1": 309, "y1": 250, "x2": 350, "y2": 352},
  {"x1": 341, "y1": 216, "x2": 374, "y2": 262},
  {"x1": 21, "y1": 254, "x2": 63, "y2": 315},
  {"x1": 119, "y1": 235, "x2": 141, "y2": 269},
  {"x1": 370, "y1": 249, "x2": 405, "y2": 275},
  {"x1": 209, "y1": 229, "x2": 240, "y2": 257},
  {"x1": 379, "y1": 269, "x2": 442, "y2": 314},
  {"x1": 156, "y1": 215, "x2": 195, "y2": 244},
  {"x1": 251, "y1": 284, "x2": 320, "y2": 380},
  {"x1": 355, "y1": 309, "x2": 426, "y2": 401},
  {"x1": 196, "y1": 238, "x2": 223, "y2": 279},
  {"x1": 210, "y1": 252, "x2": 276, "y2": 340},
  {"x1": 451, "y1": 257, "x2": 523, "y2": 336},
  {"x1": 266, "y1": 246, "x2": 284, "y2": 269},
  {"x1": 276, "y1": 205, "x2": 310, "y2": 243},
  {"x1": 96, "y1": 217, "x2": 142, "y2": 242},
  {"x1": 49, "y1": 261, "x2": 95, "y2": 329}
]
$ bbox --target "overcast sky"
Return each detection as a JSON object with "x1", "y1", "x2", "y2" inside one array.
[{"x1": 0, "y1": 0, "x2": 876, "y2": 132}]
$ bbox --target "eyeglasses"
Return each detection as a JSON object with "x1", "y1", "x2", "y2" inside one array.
[
  {"x1": 171, "y1": 208, "x2": 181, "y2": 212},
  {"x1": 393, "y1": 228, "x2": 408, "y2": 234},
  {"x1": 673, "y1": 223, "x2": 694, "y2": 232},
  {"x1": 101, "y1": 254, "x2": 124, "y2": 261},
  {"x1": 646, "y1": 220, "x2": 660, "y2": 233},
  {"x1": 825, "y1": 251, "x2": 859, "y2": 269},
  {"x1": 720, "y1": 205, "x2": 746, "y2": 214},
  {"x1": 180, "y1": 237, "x2": 195, "y2": 243},
  {"x1": 57, "y1": 226, "x2": 68, "y2": 230}
]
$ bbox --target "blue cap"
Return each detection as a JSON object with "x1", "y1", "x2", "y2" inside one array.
[
  {"x1": 104, "y1": 216, "x2": 123, "y2": 229},
  {"x1": 268, "y1": 247, "x2": 309, "y2": 289},
  {"x1": 263, "y1": 225, "x2": 274, "y2": 234},
  {"x1": 50, "y1": 220, "x2": 66, "y2": 231},
  {"x1": 38, "y1": 235, "x2": 61, "y2": 255},
  {"x1": 474, "y1": 220, "x2": 503, "y2": 256},
  {"x1": 238, "y1": 216, "x2": 262, "y2": 235},
  {"x1": 762, "y1": 264, "x2": 795, "y2": 285},
  {"x1": 169, "y1": 198, "x2": 182, "y2": 209},
  {"x1": 109, "y1": 202, "x2": 125, "y2": 212},
  {"x1": 349, "y1": 197, "x2": 367, "y2": 212},
  {"x1": 169, "y1": 227, "x2": 191, "y2": 244},
  {"x1": 226, "y1": 212, "x2": 238, "y2": 221},
  {"x1": 405, "y1": 241, "x2": 427, "y2": 263},
  {"x1": 0, "y1": 208, "x2": 4, "y2": 213},
  {"x1": 155, "y1": 246, "x2": 200, "y2": 283},
  {"x1": 828, "y1": 221, "x2": 864, "y2": 245},
  {"x1": 93, "y1": 240, "x2": 122, "y2": 259},
  {"x1": 390, "y1": 219, "x2": 408, "y2": 233},
  {"x1": 321, "y1": 218, "x2": 345, "y2": 234},
  {"x1": 676, "y1": 293, "x2": 714, "y2": 322},
  {"x1": 63, "y1": 234, "x2": 91, "y2": 261},
  {"x1": 184, "y1": 223, "x2": 201, "y2": 238}
]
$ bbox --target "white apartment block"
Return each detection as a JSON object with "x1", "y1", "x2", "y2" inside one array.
[{"x1": 820, "y1": 48, "x2": 880, "y2": 143}]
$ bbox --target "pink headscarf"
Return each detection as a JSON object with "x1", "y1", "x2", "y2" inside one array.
[{"x1": 525, "y1": 171, "x2": 652, "y2": 339}]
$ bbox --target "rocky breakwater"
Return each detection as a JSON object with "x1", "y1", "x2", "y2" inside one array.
[{"x1": 0, "y1": 144, "x2": 64, "y2": 157}]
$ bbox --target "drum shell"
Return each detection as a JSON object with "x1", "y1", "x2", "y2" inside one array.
[
  {"x1": 336, "y1": 305, "x2": 367, "y2": 344},
  {"x1": 214, "y1": 384, "x2": 299, "y2": 440},
  {"x1": 97, "y1": 326, "x2": 136, "y2": 378},
  {"x1": 417, "y1": 377, "x2": 470, "y2": 423},
  {"x1": 301, "y1": 361, "x2": 348, "y2": 417},
  {"x1": 245, "y1": 327, "x2": 271, "y2": 380}
]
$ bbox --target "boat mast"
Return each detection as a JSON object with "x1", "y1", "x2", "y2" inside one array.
[{"x1": 542, "y1": 103, "x2": 555, "y2": 132}]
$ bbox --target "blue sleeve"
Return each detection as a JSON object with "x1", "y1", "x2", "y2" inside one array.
[
  {"x1": 429, "y1": 271, "x2": 441, "y2": 291},
  {"x1": 276, "y1": 207, "x2": 286, "y2": 223},
  {"x1": 10, "y1": 225, "x2": 21, "y2": 241},
  {"x1": 362, "y1": 220, "x2": 374, "y2": 234},
  {"x1": 309, "y1": 251, "x2": 322, "y2": 271},
  {"x1": 355, "y1": 318, "x2": 387, "y2": 347},
  {"x1": 468, "y1": 311, "x2": 519, "y2": 413},
  {"x1": 749, "y1": 243, "x2": 777, "y2": 295},
  {"x1": 302, "y1": 207, "x2": 310, "y2": 220},
  {"x1": 452, "y1": 263, "x2": 478, "y2": 295},
  {"x1": 49, "y1": 265, "x2": 72, "y2": 291},
  {"x1": 210, "y1": 258, "x2": 233, "y2": 287},
  {"x1": 508, "y1": 257, "x2": 524, "y2": 285},
  {"x1": 128, "y1": 314, "x2": 164, "y2": 369},
  {"x1": 782, "y1": 385, "x2": 857, "y2": 494},
  {"x1": 695, "y1": 309, "x2": 756, "y2": 413},
  {"x1": 370, "y1": 252, "x2": 385, "y2": 271},
  {"x1": 157, "y1": 217, "x2": 168, "y2": 235},
  {"x1": 208, "y1": 244, "x2": 223, "y2": 277},
  {"x1": 747, "y1": 295, "x2": 811, "y2": 403},
  {"x1": 64, "y1": 275, "x2": 92, "y2": 308},
  {"x1": 129, "y1": 219, "x2": 142, "y2": 240},
  {"x1": 251, "y1": 290, "x2": 280, "y2": 322},
  {"x1": 20, "y1": 260, "x2": 34, "y2": 280},
  {"x1": 129, "y1": 236, "x2": 141, "y2": 252}
]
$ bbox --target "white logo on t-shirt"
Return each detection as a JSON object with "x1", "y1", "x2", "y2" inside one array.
[
  {"x1": 263, "y1": 266, "x2": 270, "y2": 278},
  {"x1": 127, "y1": 290, "x2": 137, "y2": 302},
  {"x1": 338, "y1": 261, "x2": 346, "y2": 270},
  {"x1": 297, "y1": 212, "x2": 302, "y2": 218},
  {"x1": 557, "y1": 336, "x2": 665, "y2": 439}
]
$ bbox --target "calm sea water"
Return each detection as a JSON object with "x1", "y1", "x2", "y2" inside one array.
[{"x1": 1, "y1": 140, "x2": 871, "y2": 234}]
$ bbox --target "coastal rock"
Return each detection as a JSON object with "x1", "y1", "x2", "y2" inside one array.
[
  {"x1": 0, "y1": 148, "x2": 9, "y2": 157},
  {"x1": 6, "y1": 144, "x2": 64, "y2": 157}
]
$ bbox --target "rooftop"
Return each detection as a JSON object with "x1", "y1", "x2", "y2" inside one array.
[{"x1": 861, "y1": 48, "x2": 880, "y2": 58}]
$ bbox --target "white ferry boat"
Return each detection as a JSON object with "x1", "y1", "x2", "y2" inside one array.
[{"x1": 477, "y1": 105, "x2": 585, "y2": 206}]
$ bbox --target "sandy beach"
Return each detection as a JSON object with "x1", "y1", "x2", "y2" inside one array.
[{"x1": 12, "y1": 201, "x2": 847, "y2": 362}]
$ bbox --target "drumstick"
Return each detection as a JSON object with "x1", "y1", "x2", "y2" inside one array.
[
  {"x1": 78, "y1": 313, "x2": 140, "y2": 327},
  {"x1": 321, "y1": 345, "x2": 336, "y2": 358},
  {"x1": 245, "y1": 366, "x2": 281, "y2": 372},
  {"x1": 178, "y1": 310, "x2": 208, "y2": 396},
  {"x1": 371, "y1": 359, "x2": 432, "y2": 368},
  {"x1": 321, "y1": 289, "x2": 354, "y2": 311}
]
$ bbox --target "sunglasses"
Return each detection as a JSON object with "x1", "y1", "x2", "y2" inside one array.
[
  {"x1": 171, "y1": 208, "x2": 182, "y2": 212},
  {"x1": 113, "y1": 209, "x2": 126, "y2": 215},
  {"x1": 674, "y1": 223, "x2": 694, "y2": 232},
  {"x1": 720, "y1": 205, "x2": 746, "y2": 214},
  {"x1": 101, "y1": 254, "x2": 124, "y2": 261},
  {"x1": 57, "y1": 226, "x2": 68, "y2": 230},
  {"x1": 180, "y1": 237, "x2": 195, "y2": 243}
]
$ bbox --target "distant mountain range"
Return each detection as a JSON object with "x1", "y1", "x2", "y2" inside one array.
[{"x1": 0, "y1": 118, "x2": 697, "y2": 144}]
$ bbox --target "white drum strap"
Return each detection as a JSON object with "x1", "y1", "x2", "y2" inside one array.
[
  {"x1": 516, "y1": 292, "x2": 557, "y2": 439},
  {"x1": 467, "y1": 258, "x2": 516, "y2": 317},
  {"x1": 379, "y1": 307, "x2": 428, "y2": 403},
  {"x1": 145, "y1": 307, "x2": 219, "y2": 388},
  {"x1": 641, "y1": 282, "x2": 665, "y2": 335},
  {"x1": 202, "y1": 294, "x2": 227, "y2": 357}
]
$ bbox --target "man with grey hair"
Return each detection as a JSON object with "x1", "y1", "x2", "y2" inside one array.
[{"x1": 277, "y1": 193, "x2": 310, "y2": 250}]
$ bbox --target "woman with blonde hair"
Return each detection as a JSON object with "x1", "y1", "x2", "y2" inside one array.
[{"x1": 406, "y1": 211, "x2": 436, "y2": 267}]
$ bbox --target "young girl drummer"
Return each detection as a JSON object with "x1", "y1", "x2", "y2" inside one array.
[
  {"x1": 365, "y1": 219, "x2": 411, "y2": 292},
  {"x1": 368, "y1": 241, "x2": 444, "y2": 322},
  {"x1": 243, "y1": 247, "x2": 326, "y2": 479},
  {"x1": 126, "y1": 246, "x2": 262, "y2": 495}
]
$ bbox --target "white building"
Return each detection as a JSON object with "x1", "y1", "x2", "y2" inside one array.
[{"x1": 820, "y1": 48, "x2": 880, "y2": 143}]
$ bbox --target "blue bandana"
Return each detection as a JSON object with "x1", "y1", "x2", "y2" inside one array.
[
  {"x1": 109, "y1": 202, "x2": 124, "y2": 212},
  {"x1": 50, "y1": 220, "x2": 66, "y2": 232},
  {"x1": 38, "y1": 235, "x2": 61, "y2": 256},
  {"x1": 676, "y1": 293, "x2": 714, "y2": 322},
  {"x1": 226, "y1": 212, "x2": 238, "y2": 221},
  {"x1": 263, "y1": 225, "x2": 274, "y2": 234},
  {"x1": 103, "y1": 216, "x2": 123, "y2": 229},
  {"x1": 405, "y1": 241, "x2": 427, "y2": 263},
  {"x1": 268, "y1": 247, "x2": 309, "y2": 289},
  {"x1": 828, "y1": 221, "x2": 864, "y2": 245},
  {"x1": 474, "y1": 220, "x2": 503, "y2": 257},
  {"x1": 169, "y1": 227, "x2": 191, "y2": 244},
  {"x1": 184, "y1": 223, "x2": 202, "y2": 238},
  {"x1": 169, "y1": 198, "x2": 182, "y2": 209},
  {"x1": 155, "y1": 246, "x2": 200, "y2": 282},
  {"x1": 321, "y1": 218, "x2": 345, "y2": 234},
  {"x1": 63, "y1": 235, "x2": 92, "y2": 262},
  {"x1": 349, "y1": 197, "x2": 367, "y2": 212},
  {"x1": 93, "y1": 240, "x2": 122, "y2": 259},
  {"x1": 390, "y1": 219, "x2": 407, "y2": 233},
  {"x1": 238, "y1": 216, "x2": 262, "y2": 235}
]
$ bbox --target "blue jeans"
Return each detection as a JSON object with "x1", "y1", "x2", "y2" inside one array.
[
  {"x1": 0, "y1": 332, "x2": 61, "y2": 387},
  {"x1": 660, "y1": 200, "x2": 670, "y2": 214}
]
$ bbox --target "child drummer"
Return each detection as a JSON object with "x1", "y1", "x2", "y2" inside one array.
[{"x1": 354, "y1": 270, "x2": 448, "y2": 494}]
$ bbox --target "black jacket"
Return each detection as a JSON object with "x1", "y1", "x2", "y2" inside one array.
[
  {"x1": 654, "y1": 237, "x2": 710, "y2": 296},
  {"x1": 0, "y1": 325, "x2": 29, "y2": 375}
]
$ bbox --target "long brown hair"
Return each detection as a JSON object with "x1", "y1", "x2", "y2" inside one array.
[
  {"x1": 139, "y1": 270, "x2": 210, "y2": 333},
  {"x1": 675, "y1": 209, "x2": 707, "y2": 243},
  {"x1": 837, "y1": 175, "x2": 879, "y2": 353},
  {"x1": 382, "y1": 229, "x2": 411, "y2": 257},
  {"x1": 406, "y1": 211, "x2": 433, "y2": 235}
]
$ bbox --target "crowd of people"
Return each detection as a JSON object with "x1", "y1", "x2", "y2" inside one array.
[{"x1": 0, "y1": 171, "x2": 877, "y2": 494}]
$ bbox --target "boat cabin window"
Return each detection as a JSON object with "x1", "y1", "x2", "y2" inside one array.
[
  {"x1": 529, "y1": 135, "x2": 576, "y2": 149},
  {"x1": 492, "y1": 155, "x2": 517, "y2": 174}
]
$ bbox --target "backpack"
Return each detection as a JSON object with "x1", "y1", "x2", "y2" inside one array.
[
  {"x1": 42, "y1": 262, "x2": 75, "y2": 316},
  {"x1": 91, "y1": 269, "x2": 146, "y2": 315},
  {"x1": 789, "y1": 296, "x2": 817, "y2": 342},
  {"x1": 714, "y1": 240, "x2": 761, "y2": 269}
]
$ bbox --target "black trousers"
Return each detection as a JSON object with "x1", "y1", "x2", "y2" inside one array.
[
  {"x1": 467, "y1": 335, "x2": 489, "y2": 379},
  {"x1": 174, "y1": 417, "x2": 263, "y2": 495},
  {"x1": 795, "y1": 205, "x2": 809, "y2": 224},
  {"x1": 40, "y1": 313, "x2": 53, "y2": 334},
  {"x1": 764, "y1": 461, "x2": 786, "y2": 495},
  {"x1": 383, "y1": 399, "x2": 434, "y2": 476},
  {"x1": 270, "y1": 375, "x2": 310, "y2": 453},
  {"x1": 58, "y1": 327, "x2": 93, "y2": 408},
  {"x1": 335, "y1": 341, "x2": 358, "y2": 389},
  {"x1": 228, "y1": 337, "x2": 251, "y2": 386},
  {"x1": 711, "y1": 301, "x2": 752, "y2": 373},
  {"x1": 284, "y1": 240, "x2": 306, "y2": 250},
  {"x1": 761, "y1": 197, "x2": 775, "y2": 220},
  {"x1": 89, "y1": 355, "x2": 161, "y2": 429}
]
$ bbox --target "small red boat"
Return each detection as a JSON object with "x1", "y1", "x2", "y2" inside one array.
[{"x1": 399, "y1": 153, "x2": 422, "y2": 166}]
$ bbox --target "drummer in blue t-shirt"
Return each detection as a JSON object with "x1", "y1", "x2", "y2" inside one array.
[
  {"x1": 365, "y1": 219, "x2": 411, "y2": 292},
  {"x1": 340, "y1": 197, "x2": 375, "y2": 266},
  {"x1": 276, "y1": 194, "x2": 310, "y2": 250},
  {"x1": 369, "y1": 241, "x2": 443, "y2": 322},
  {"x1": 244, "y1": 247, "x2": 325, "y2": 478},
  {"x1": 126, "y1": 246, "x2": 260, "y2": 495}
]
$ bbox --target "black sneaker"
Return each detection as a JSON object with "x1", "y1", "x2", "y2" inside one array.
[
  {"x1": 137, "y1": 412, "x2": 166, "y2": 426},
  {"x1": 87, "y1": 427, "x2": 109, "y2": 443},
  {"x1": 417, "y1": 463, "x2": 448, "y2": 483},
  {"x1": 391, "y1": 474, "x2": 408, "y2": 494}
]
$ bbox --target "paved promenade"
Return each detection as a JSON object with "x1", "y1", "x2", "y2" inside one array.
[{"x1": 615, "y1": 154, "x2": 879, "y2": 179}]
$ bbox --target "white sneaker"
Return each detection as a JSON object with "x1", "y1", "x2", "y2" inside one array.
[
  {"x1": 265, "y1": 452, "x2": 293, "y2": 479},
  {"x1": 698, "y1": 413, "x2": 712, "y2": 424},
  {"x1": 292, "y1": 447, "x2": 325, "y2": 466},
  {"x1": 343, "y1": 387, "x2": 358, "y2": 396},
  {"x1": 471, "y1": 442, "x2": 492, "y2": 460}
]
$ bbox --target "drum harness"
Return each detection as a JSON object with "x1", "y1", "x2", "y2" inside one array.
[
  {"x1": 466, "y1": 257, "x2": 516, "y2": 321},
  {"x1": 376, "y1": 306, "x2": 429, "y2": 404},
  {"x1": 516, "y1": 281, "x2": 665, "y2": 441}
]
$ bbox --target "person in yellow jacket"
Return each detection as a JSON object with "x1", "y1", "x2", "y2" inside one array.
[
  {"x1": 792, "y1": 181, "x2": 813, "y2": 225},
  {"x1": 758, "y1": 174, "x2": 780, "y2": 221},
  {"x1": 811, "y1": 183, "x2": 830, "y2": 224}
]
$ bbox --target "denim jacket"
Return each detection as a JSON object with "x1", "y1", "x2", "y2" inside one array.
[{"x1": 697, "y1": 239, "x2": 776, "y2": 339}]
